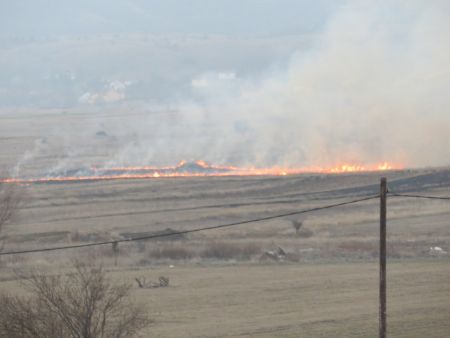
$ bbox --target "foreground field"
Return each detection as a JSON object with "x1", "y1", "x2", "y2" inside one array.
[
  {"x1": 92, "y1": 261, "x2": 450, "y2": 337},
  {"x1": 1, "y1": 260, "x2": 448, "y2": 338}
]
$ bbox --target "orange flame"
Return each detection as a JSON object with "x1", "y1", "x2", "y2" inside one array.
[{"x1": 1, "y1": 161, "x2": 403, "y2": 184}]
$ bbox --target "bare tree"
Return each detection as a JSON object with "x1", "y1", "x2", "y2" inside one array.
[
  {"x1": 0, "y1": 262, "x2": 151, "y2": 338},
  {"x1": 291, "y1": 220, "x2": 303, "y2": 236},
  {"x1": 285, "y1": 215, "x2": 306, "y2": 237}
]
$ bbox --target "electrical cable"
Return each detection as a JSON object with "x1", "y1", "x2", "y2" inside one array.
[{"x1": 0, "y1": 194, "x2": 379, "y2": 256}]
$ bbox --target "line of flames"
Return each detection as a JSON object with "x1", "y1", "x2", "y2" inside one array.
[{"x1": 1, "y1": 161, "x2": 403, "y2": 184}]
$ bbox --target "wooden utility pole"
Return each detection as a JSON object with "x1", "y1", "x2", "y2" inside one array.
[{"x1": 379, "y1": 177, "x2": 387, "y2": 338}]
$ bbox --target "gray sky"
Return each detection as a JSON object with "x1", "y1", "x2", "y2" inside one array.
[{"x1": 1, "y1": 0, "x2": 339, "y2": 37}]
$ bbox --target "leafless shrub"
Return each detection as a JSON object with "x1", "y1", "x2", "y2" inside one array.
[
  {"x1": 338, "y1": 241, "x2": 378, "y2": 257},
  {"x1": 144, "y1": 242, "x2": 262, "y2": 262},
  {"x1": 200, "y1": 241, "x2": 261, "y2": 260},
  {"x1": 286, "y1": 216, "x2": 307, "y2": 236},
  {"x1": 148, "y1": 245, "x2": 195, "y2": 260},
  {"x1": 0, "y1": 292, "x2": 66, "y2": 337},
  {"x1": 0, "y1": 262, "x2": 151, "y2": 338},
  {"x1": 291, "y1": 220, "x2": 303, "y2": 235}
]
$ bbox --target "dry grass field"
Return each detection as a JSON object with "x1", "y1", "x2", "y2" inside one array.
[
  {"x1": 1, "y1": 261, "x2": 448, "y2": 337},
  {"x1": 1, "y1": 110, "x2": 449, "y2": 337},
  {"x1": 129, "y1": 261, "x2": 450, "y2": 338}
]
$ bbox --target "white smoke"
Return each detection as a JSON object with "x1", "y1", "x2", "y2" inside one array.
[
  {"x1": 13, "y1": 0, "x2": 450, "y2": 174},
  {"x1": 106, "y1": 0, "x2": 450, "y2": 169},
  {"x1": 11, "y1": 138, "x2": 47, "y2": 177}
]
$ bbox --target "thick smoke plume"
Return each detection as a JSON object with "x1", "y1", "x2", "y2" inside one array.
[
  {"x1": 107, "y1": 1, "x2": 450, "y2": 169},
  {"x1": 9, "y1": 1, "x2": 450, "y2": 175}
]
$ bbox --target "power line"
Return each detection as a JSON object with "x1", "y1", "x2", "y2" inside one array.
[
  {"x1": 388, "y1": 192, "x2": 450, "y2": 201},
  {"x1": 0, "y1": 194, "x2": 379, "y2": 257}
]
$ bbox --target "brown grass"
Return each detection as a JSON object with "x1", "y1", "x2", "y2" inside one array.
[
  {"x1": 200, "y1": 241, "x2": 261, "y2": 260},
  {"x1": 112, "y1": 261, "x2": 450, "y2": 338},
  {"x1": 148, "y1": 245, "x2": 194, "y2": 260}
]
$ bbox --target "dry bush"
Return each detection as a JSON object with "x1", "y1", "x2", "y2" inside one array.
[
  {"x1": 200, "y1": 241, "x2": 261, "y2": 260},
  {"x1": 291, "y1": 220, "x2": 303, "y2": 235},
  {"x1": 148, "y1": 245, "x2": 195, "y2": 260},
  {"x1": 336, "y1": 240, "x2": 408, "y2": 259},
  {"x1": 0, "y1": 262, "x2": 151, "y2": 338},
  {"x1": 145, "y1": 242, "x2": 262, "y2": 261},
  {"x1": 0, "y1": 293, "x2": 66, "y2": 337},
  {"x1": 337, "y1": 241, "x2": 378, "y2": 257}
]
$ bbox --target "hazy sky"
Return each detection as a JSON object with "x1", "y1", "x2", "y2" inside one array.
[{"x1": 1, "y1": 0, "x2": 339, "y2": 37}]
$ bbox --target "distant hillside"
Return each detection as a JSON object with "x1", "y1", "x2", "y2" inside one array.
[{"x1": 0, "y1": 34, "x2": 312, "y2": 108}]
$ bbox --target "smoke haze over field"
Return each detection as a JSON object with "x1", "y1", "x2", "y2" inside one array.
[{"x1": 2, "y1": 0, "x2": 450, "y2": 172}]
